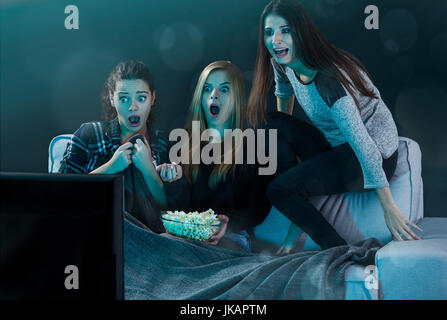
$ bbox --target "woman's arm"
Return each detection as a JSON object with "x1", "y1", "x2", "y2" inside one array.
[
  {"x1": 90, "y1": 142, "x2": 133, "y2": 174},
  {"x1": 200, "y1": 165, "x2": 271, "y2": 246},
  {"x1": 131, "y1": 138, "x2": 167, "y2": 208},
  {"x1": 376, "y1": 186, "x2": 422, "y2": 240},
  {"x1": 89, "y1": 163, "x2": 113, "y2": 174},
  {"x1": 160, "y1": 164, "x2": 192, "y2": 210},
  {"x1": 140, "y1": 162, "x2": 167, "y2": 208},
  {"x1": 331, "y1": 96, "x2": 390, "y2": 190},
  {"x1": 277, "y1": 95, "x2": 295, "y2": 115},
  {"x1": 271, "y1": 58, "x2": 295, "y2": 114},
  {"x1": 225, "y1": 166, "x2": 272, "y2": 234},
  {"x1": 60, "y1": 122, "x2": 133, "y2": 175},
  {"x1": 59, "y1": 124, "x2": 96, "y2": 174},
  {"x1": 330, "y1": 96, "x2": 421, "y2": 240}
]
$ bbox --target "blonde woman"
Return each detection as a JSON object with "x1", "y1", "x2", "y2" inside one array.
[{"x1": 162, "y1": 61, "x2": 271, "y2": 252}]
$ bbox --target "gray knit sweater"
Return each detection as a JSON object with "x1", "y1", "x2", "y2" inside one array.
[{"x1": 271, "y1": 59, "x2": 398, "y2": 189}]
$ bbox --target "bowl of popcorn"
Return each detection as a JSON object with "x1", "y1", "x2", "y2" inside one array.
[{"x1": 161, "y1": 209, "x2": 221, "y2": 241}]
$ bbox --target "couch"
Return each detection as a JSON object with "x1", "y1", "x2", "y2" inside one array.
[{"x1": 49, "y1": 135, "x2": 447, "y2": 299}]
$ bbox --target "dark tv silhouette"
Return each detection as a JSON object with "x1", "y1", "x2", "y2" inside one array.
[{"x1": 0, "y1": 173, "x2": 124, "y2": 299}]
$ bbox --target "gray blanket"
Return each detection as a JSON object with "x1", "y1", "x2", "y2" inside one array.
[{"x1": 124, "y1": 216, "x2": 382, "y2": 300}]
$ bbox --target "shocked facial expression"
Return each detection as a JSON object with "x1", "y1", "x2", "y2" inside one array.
[
  {"x1": 264, "y1": 14, "x2": 295, "y2": 65},
  {"x1": 111, "y1": 79, "x2": 155, "y2": 139},
  {"x1": 201, "y1": 69, "x2": 232, "y2": 128}
]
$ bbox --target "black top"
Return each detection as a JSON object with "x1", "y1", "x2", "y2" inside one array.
[{"x1": 165, "y1": 162, "x2": 272, "y2": 234}]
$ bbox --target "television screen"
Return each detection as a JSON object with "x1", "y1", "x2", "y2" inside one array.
[{"x1": 0, "y1": 173, "x2": 124, "y2": 299}]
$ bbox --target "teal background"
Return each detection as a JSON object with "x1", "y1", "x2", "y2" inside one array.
[{"x1": 1, "y1": 0, "x2": 446, "y2": 217}]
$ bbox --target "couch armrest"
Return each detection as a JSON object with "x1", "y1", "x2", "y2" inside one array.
[
  {"x1": 376, "y1": 218, "x2": 447, "y2": 299},
  {"x1": 48, "y1": 134, "x2": 73, "y2": 173}
]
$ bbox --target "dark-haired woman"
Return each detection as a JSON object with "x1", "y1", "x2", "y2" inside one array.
[
  {"x1": 60, "y1": 60, "x2": 168, "y2": 232},
  {"x1": 247, "y1": 0, "x2": 422, "y2": 250}
]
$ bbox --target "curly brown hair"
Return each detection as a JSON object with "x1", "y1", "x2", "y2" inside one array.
[{"x1": 101, "y1": 60, "x2": 156, "y2": 124}]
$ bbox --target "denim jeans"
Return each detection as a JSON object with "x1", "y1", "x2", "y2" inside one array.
[{"x1": 223, "y1": 230, "x2": 251, "y2": 253}]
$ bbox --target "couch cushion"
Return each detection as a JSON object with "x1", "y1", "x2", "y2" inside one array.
[
  {"x1": 413, "y1": 217, "x2": 447, "y2": 239},
  {"x1": 253, "y1": 137, "x2": 424, "y2": 250},
  {"x1": 376, "y1": 217, "x2": 447, "y2": 299}
]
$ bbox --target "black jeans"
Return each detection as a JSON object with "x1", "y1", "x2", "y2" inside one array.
[{"x1": 266, "y1": 111, "x2": 398, "y2": 250}]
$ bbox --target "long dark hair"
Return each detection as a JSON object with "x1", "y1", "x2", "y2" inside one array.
[
  {"x1": 247, "y1": 0, "x2": 378, "y2": 127},
  {"x1": 101, "y1": 60, "x2": 156, "y2": 124}
]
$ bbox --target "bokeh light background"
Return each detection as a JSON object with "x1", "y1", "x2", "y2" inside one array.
[{"x1": 1, "y1": 0, "x2": 446, "y2": 217}]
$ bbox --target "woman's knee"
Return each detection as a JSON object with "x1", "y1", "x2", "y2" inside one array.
[
  {"x1": 267, "y1": 166, "x2": 314, "y2": 202},
  {"x1": 267, "y1": 175, "x2": 295, "y2": 203}
]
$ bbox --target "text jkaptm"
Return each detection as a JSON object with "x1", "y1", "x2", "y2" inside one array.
[{"x1": 179, "y1": 304, "x2": 267, "y2": 317}]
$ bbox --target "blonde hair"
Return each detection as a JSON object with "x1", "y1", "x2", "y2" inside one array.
[{"x1": 184, "y1": 61, "x2": 246, "y2": 189}]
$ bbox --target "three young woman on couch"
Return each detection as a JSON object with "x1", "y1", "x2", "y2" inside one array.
[{"x1": 61, "y1": 0, "x2": 422, "y2": 253}]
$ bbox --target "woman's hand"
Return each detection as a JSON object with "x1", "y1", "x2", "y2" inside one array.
[
  {"x1": 376, "y1": 186, "x2": 422, "y2": 241},
  {"x1": 205, "y1": 215, "x2": 229, "y2": 246},
  {"x1": 91, "y1": 142, "x2": 133, "y2": 174},
  {"x1": 383, "y1": 202, "x2": 422, "y2": 241},
  {"x1": 131, "y1": 137, "x2": 154, "y2": 173},
  {"x1": 157, "y1": 162, "x2": 182, "y2": 183}
]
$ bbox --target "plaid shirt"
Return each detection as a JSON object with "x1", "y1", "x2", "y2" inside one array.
[{"x1": 59, "y1": 118, "x2": 169, "y2": 173}]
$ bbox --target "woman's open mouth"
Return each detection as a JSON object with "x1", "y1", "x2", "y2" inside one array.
[
  {"x1": 128, "y1": 115, "x2": 141, "y2": 127},
  {"x1": 210, "y1": 104, "x2": 220, "y2": 117},
  {"x1": 273, "y1": 48, "x2": 289, "y2": 58}
]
